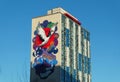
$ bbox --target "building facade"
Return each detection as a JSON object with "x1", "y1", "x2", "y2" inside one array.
[{"x1": 30, "y1": 7, "x2": 91, "y2": 82}]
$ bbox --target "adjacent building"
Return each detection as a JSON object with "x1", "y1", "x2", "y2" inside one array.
[{"x1": 30, "y1": 7, "x2": 91, "y2": 82}]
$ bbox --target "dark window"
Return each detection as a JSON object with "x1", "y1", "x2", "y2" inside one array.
[{"x1": 65, "y1": 28, "x2": 70, "y2": 47}]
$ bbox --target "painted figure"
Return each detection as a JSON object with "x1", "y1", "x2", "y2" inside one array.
[{"x1": 32, "y1": 20, "x2": 59, "y2": 79}]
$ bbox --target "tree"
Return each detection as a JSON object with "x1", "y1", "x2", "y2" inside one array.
[
  {"x1": 12, "y1": 59, "x2": 30, "y2": 82},
  {"x1": 0, "y1": 66, "x2": 1, "y2": 75}
]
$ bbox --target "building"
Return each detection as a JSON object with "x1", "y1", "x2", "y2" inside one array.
[{"x1": 30, "y1": 7, "x2": 91, "y2": 82}]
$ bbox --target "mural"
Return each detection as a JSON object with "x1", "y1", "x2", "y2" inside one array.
[{"x1": 32, "y1": 20, "x2": 59, "y2": 79}]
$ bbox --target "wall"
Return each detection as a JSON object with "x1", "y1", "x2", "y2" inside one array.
[{"x1": 30, "y1": 13, "x2": 62, "y2": 82}]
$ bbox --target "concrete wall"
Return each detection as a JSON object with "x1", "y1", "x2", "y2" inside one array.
[{"x1": 31, "y1": 13, "x2": 62, "y2": 82}]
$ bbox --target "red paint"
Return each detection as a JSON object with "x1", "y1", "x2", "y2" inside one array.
[
  {"x1": 33, "y1": 27, "x2": 57, "y2": 49},
  {"x1": 34, "y1": 34, "x2": 42, "y2": 46},
  {"x1": 43, "y1": 28, "x2": 51, "y2": 37},
  {"x1": 41, "y1": 34, "x2": 55, "y2": 49},
  {"x1": 64, "y1": 13, "x2": 81, "y2": 25}
]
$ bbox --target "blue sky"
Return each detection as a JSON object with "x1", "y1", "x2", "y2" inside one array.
[{"x1": 0, "y1": 0, "x2": 120, "y2": 82}]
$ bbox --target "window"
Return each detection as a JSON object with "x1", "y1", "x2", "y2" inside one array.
[
  {"x1": 61, "y1": 15, "x2": 66, "y2": 82},
  {"x1": 65, "y1": 28, "x2": 70, "y2": 47},
  {"x1": 65, "y1": 67, "x2": 70, "y2": 82},
  {"x1": 69, "y1": 19, "x2": 74, "y2": 76},
  {"x1": 88, "y1": 58, "x2": 91, "y2": 74},
  {"x1": 78, "y1": 53, "x2": 82, "y2": 71}
]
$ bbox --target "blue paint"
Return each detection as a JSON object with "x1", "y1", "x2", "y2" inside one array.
[
  {"x1": 36, "y1": 48, "x2": 43, "y2": 56},
  {"x1": 48, "y1": 46, "x2": 58, "y2": 54},
  {"x1": 41, "y1": 20, "x2": 49, "y2": 27}
]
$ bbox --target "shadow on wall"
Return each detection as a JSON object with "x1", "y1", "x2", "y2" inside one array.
[{"x1": 30, "y1": 63, "x2": 78, "y2": 82}]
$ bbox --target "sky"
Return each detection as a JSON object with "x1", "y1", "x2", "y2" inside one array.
[{"x1": 0, "y1": 0, "x2": 120, "y2": 82}]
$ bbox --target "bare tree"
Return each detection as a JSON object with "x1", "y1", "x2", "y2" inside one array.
[
  {"x1": 19, "y1": 59, "x2": 30, "y2": 82},
  {"x1": 13, "y1": 58, "x2": 30, "y2": 82},
  {"x1": 0, "y1": 66, "x2": 1, "y2": 75}
]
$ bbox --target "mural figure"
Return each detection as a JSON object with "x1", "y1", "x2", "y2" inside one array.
[{"x1": 32, "y1": 20, "x2": 59, "y2": 79}]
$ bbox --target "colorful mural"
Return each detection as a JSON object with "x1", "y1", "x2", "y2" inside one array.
[{"x1": 32, "y1": 20, "x2": 59, "y2": 79}]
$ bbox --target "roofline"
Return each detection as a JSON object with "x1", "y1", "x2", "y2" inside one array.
[
  {"x1": 32, "y1": 12, "x2": 61, "y2": 19},
  {"x1": 32, "y1": 12, "x2": 81, "y2": 25}
]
